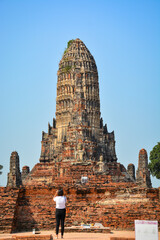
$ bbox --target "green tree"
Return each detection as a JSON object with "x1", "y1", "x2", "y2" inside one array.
[
  {"x1": 0, "y1": 165, "x2": 3, "y2": 175},
  {"x1": 148, "y1": 142, "x2": 160, "y2": 179}
]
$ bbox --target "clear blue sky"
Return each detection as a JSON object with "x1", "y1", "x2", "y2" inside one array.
[{"x1": 0, "y1": 0, "x2": 160, "y2": 187}]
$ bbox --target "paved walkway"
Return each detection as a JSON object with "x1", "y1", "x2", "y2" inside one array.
[
  {"x1": 0, "y1": 230, "x2": 160, "y2": 240},
  {"x1": 0, "y1": 230, "x2": 134, "y2": 239}
]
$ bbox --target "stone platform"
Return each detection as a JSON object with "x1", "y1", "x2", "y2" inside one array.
[{"x1": 65, "y1": 226, "x2": 111, "y2": 233}]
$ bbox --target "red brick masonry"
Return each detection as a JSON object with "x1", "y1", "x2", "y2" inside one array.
[{"x1": 1, "y1": 184, "x2": 160, "y2": 234}]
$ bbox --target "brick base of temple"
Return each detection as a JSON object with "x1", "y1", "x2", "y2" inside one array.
[{"x1": 0, "y1": 184, "x2": 160, "y2": 233}]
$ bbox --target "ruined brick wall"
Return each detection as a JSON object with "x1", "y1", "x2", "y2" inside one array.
[
  {"x1": 0, "y1": 187, "x2": 19, "y2": 233},
  {"x1": 12, "y1": 187, "x2": 55, "y2": 232},
  {"x1": 11, "y1": 184, "x2": 160, "y2": 232}
]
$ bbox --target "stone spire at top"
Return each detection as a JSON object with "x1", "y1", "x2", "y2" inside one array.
[
  {"x1": 61, "y1": 38, "x2": 96, "y2": 66},
  {"x1": 56, "y1": 39, "x2": 100, "y2": 142}
]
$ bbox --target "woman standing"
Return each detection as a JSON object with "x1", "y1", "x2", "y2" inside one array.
[{"x1": 53, "y1": 189, "x2": 67, "y2": 239}]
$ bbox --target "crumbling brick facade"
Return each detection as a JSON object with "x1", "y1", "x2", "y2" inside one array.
[
  {"x1": 0, "y1": 185, "x2": 159, "y2": 233},
  {"x1": 0, "y1": 187, "x2": 19, "y2": 233}
]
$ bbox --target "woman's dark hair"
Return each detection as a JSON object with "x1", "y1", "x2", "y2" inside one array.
[{"x1": 58, "y1": 189, "x2": 63, "y2": 196}]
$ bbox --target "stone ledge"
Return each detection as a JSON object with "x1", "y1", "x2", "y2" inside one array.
[
  {"x1": 71, "y1": 162, "x2": 92, "y2": 166},
  {"x1": 0, "y1": 235, "x2": 52, "y2": 240},
  {"x1": 65, "y1": 226, "x2": 111, "y2": 233}
]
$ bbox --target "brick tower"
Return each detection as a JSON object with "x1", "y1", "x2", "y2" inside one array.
[
  {"x1": 56, "y1": 39, "x2": 100, "y2": 143},
  {"x1": 136, "y1": 149, "x2": 152, "y2": 188},
  {"x1": 7, "y1": 151, "x2": 22, "y2": 188}
]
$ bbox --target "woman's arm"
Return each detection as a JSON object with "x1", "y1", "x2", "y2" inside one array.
[{"x1": 53, "y1": 190, "x2": 58, "y2": 199}]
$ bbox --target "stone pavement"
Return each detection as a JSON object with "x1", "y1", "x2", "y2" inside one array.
[
  {"x1": 0, "y1": 230, "x2": 134, "y2": 240},
  {"x1": 0, "y1": 230, "x2": 160, "y2": 240}
]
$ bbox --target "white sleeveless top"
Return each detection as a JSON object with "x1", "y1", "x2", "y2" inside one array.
[{"x1": 53, "y1": 196, "x2": 67, "y2": 209}]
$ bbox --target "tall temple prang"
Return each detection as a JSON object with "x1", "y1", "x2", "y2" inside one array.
[
  {"x1": 39, "y1": 38, "x2": 117, "y2": 164},
  {"x1": 23, "y1": 39, "x2": 133, "y2": 186}
]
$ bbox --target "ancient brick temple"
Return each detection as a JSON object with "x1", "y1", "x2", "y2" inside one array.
[
  {"x1": 1, "y1": 39, "x2": 159, "y2": 234},
  {"x1": 22, "y1": 38, "x2": 136, "y2": 186},
  {"x1": 6, "y1": 39, "x2": 152, "y2": 188}
]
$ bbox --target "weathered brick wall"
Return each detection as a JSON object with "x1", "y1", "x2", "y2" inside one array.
[
  {"x1": 13, "y1": 187, "x2": 55, "y2": 232},
  {"x1": 12, "y1": 184, "x2": 160, "y2": 232},
  {"x1": 1, "y1": 185, "x2": 159, "y2": 233},
  {"x1": 0, "y1": 187, "x2": 19, "y2": 233}
]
